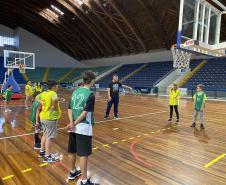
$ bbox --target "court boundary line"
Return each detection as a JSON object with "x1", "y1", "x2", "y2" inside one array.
[
  {"x1": 0, "y1": 110, "x2": 167, "y2": 140},
  {"x1": 204, "y1": 153, "x2": 226, "y2": 168}
]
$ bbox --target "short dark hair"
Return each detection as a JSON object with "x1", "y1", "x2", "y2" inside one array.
[
  {"x1": 33, "y1": 91, "x2": 40, "y2": 98},
  {"x1": 82, "y1": 71, "x2": 96, "y2": 84},
  {"x1": 197, "y1": 84, "x2": 204, "y2": 90},
  {"x1": 8, "y1": 85, "x2": 12, "y2": 88},
  {"x1": 47, "y1": 80, "x2": 58, "y2": 89},
  {"x1": 113, "y1": 74, "x2": 118, "y2": 78}
]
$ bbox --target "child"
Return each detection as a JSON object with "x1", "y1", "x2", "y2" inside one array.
[
  {"x1": 30, "y1": 92, "x2": 42, "y2": 150},
  {"x1": 2, "y1": 85, "x2": 13, "y2": 113},
  {"x1": 35, "y1": 82, "x2": 43, "y2": 93},
  {"x1": 168, "y1": 83, "x2": 180, "y2": 122},
  {"x1": 39, "y1": 80, "x2": 61, "y2": 162},
  {"x1": 66, "y1": 71, "x2": 99, "y2": 185},
  {"x1": 191, "y1": 84, "x2": 207, "y2": 129},
  {"x1": 25, "y1": 80, "x2": 33, "y2": 110}
]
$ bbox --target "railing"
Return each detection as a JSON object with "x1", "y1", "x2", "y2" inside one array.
[{"x1": 188, "y1": 88, "x2": 226, "y2": 99}]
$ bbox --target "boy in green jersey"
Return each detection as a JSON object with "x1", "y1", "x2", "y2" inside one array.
[
  {"x1": 191, "y1": 84, "x2": 207, "y2": 129},
  {"x1": 3, "y1": 85, "x2": 13, "y2": 113},
  {"x1": 66, "y1": 71, "x2": 99, "y2": 185},
  {"x1": 30, "y1": 92, "x2": 42, "y2": 150}
]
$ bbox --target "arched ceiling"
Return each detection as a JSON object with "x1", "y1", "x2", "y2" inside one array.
[{"x1": 0, "y1": 0, "x2": 226, "y2": 61}]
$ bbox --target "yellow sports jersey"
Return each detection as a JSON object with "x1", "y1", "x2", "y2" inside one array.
[
  {"x1": 169, "y1": 89, "x2": 180, "y2": 106},
  {"x1": 39, "y1": 90, "x2": 61, "y2": 121},
  {"x1": 25, "y1": 84, "x2": 33, "y2": 96},
  {"x1": 35, "y1": 86, "x2": 43, "y2": 93}
]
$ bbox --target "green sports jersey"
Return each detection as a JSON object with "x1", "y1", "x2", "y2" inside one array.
[
  {"x1": 193, "y1": 92, "x2": 206, "y2": 111},
  {"x1": 30, "y1": 100, "x2": 39, "y2": 125},
  {"x1": 3, "y1": 89, "x2": 12, "y2": 102},
  {"x1": 69, "y1": 87, "x2": 95, "y2": 126}
]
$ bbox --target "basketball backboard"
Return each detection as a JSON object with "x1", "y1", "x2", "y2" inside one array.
[
  {"x1": 177, "y1": 0, "x2": 226, "y2": 57},
  {"x1": 4, "y1": 50, "x2": 35, "y2": 69}
]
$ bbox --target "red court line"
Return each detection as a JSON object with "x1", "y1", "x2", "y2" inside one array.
[{"x1": 130, "y1": 140, "x2": 152, "y2": 168}]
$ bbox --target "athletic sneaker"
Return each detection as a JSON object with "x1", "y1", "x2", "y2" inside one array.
[
  {"x1": 39, "y1": 150, "x2": 45, "y2": 157},
  {"x1": 67, "y1": 169, "x2": 81, "y2": 180},
  {"x1": 176, "y1": 119, "x2": 179, "y2": 123},
  {"x1": 168, "y1": 118, "x2": 172, "y2": 121},
  {"x1": 34, "y1": 143, "x2": 41, "y2": 150},
  {"x1": 200, "y1": 124, "x2": 205, "y2": 129},
  {"x1": 104, "y1": 115, "x2": 109, "y2": 119},
  {"x1": 114, "y1": 116, "x2": 119, "y2": 119},
  {"x1": 5, "y1": 109, "x2": 12, "y2": 113},
  {"x1": 81, "y1": 179, "x2": 100, "y2": 185},
  {"x1": 191, "y1": 123, "x2": 196, "y2": 127},
  {"x1": 43, "y1": 154, "x2": 59, "y2": 163}
]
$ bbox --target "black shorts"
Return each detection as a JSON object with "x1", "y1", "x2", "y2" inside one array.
[{"x1": 68, "y1": 133, "x2": 92, "y2": 157}]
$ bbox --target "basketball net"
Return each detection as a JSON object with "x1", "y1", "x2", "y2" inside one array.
[
  {"x1": 171, "y1": 45, "x2": 192, "y2": 69},
  {"x1": 18, "y1": 64, "x2": 26, "y2": 73}
]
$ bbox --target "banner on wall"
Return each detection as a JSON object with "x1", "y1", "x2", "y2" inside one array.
[{"x1": 134, "y1": 86, "x2": 151, "y2": 94}]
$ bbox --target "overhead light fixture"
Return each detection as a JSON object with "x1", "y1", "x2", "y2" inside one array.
[
  {"x1": 39, "y1": 8, "x2": 59, "y2": 23},
  {"x1": 46, "y1": 8, "x2": 59, "y2": 18},
  {"x1": 75, "y1": 0, "x2": 84, "y2": 6},
  {"x1": 51, "y1": 5, "x2": 64, "y2": 15}
]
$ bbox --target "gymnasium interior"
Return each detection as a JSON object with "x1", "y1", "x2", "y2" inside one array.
[{"x1": 0, "y1": 0, "x2": 226, "y2": 184}]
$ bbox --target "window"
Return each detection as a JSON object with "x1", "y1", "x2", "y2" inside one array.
[{"x1": 0, "y1": 36, "x2": 14, "y2": 47}]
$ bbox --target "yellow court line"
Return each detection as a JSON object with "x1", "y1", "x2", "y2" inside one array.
[
  {"x1": 2, "y1": 175, "x2": 14, "y2": 181},
  {"x1": 0, "y1": 125, "x2": 176, "y2": 181},
  {"x1": 22, "y1": 168, "x2": 32, "y2": 173},
  {"x1": 204, "y1": 153, "x2": 226, "y2": 168},
  {"x1": 39, "y1": 163, "x2": 48, "y2": 167}
]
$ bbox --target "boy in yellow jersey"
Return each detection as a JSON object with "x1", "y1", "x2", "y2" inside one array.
[
  {"x1": 35, "y1": 82, "x2": 43, "y2": 93},
  {"x1": 39, "y1": 80, "x2": 61, "y2": 162},
  {"x1": 168, "y1": 83, "x2": 180, "y2": 122},
  {"x1": 25, "y1": 80, "x2": 33, "y2": 110}
]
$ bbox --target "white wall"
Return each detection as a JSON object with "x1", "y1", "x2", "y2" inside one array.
[
  {"x1": 17, "y1": 27, "x2": 86, "y2": 68},
  {"x1": 0, "y1": 25, "x2": 87, "y2": 68},
  {"x1": 82, "y1": 50, "x2": 173, "y2": 67},
  {"x1": 0, "y1": 25, "x2": 14, "y2": 37},
  {"x1": 82, "y1": 50, "x2": 208, "y2": 67}
]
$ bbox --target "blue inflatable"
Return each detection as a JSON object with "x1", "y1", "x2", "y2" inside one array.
[{"x1": 3, "y1": 73, "x2": 21, "y2": 93}]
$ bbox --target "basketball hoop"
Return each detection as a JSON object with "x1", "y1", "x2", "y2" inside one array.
[
  {"x1": 18, "y1": 64, "x2": 26, "y2": 73},
  {"x1": 171, "y1": 45, "x2": 192, "y2": 69}
]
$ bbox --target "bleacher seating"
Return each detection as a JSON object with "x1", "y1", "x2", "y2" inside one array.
[
  {"x1": 48, "y1": 68, "x2": 72, "y2": 81},
  {"x1": 98, "y1": 64, "x2": 144, "y2": 88},
  {"x1": 63, "y1": 66, "x2": 111, "y2": 82},
  {"x1": 183, "y1": 58, "x2": 226, "y2": 90},
  {"x1": 0, "y1": 57, "x2": 25, "y2": 84},
  {"x1": 123, "y1": 61, "x2": 173, "y2": 88},
  {"x1": 26, "y1": 68, "x2": 46, "y2": 82}
]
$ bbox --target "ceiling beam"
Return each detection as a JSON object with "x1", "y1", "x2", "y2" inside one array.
[
  {"x1": 109, "y1": 0, "x2": 147, "y2": 52},
  {"x1": 137, "y1": 0, "x2": 170, "y2": 49}
]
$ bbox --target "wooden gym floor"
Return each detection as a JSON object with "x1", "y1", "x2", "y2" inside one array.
[{"x1": 0, "y1": 91, "x2": 226, "y2": 185}]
